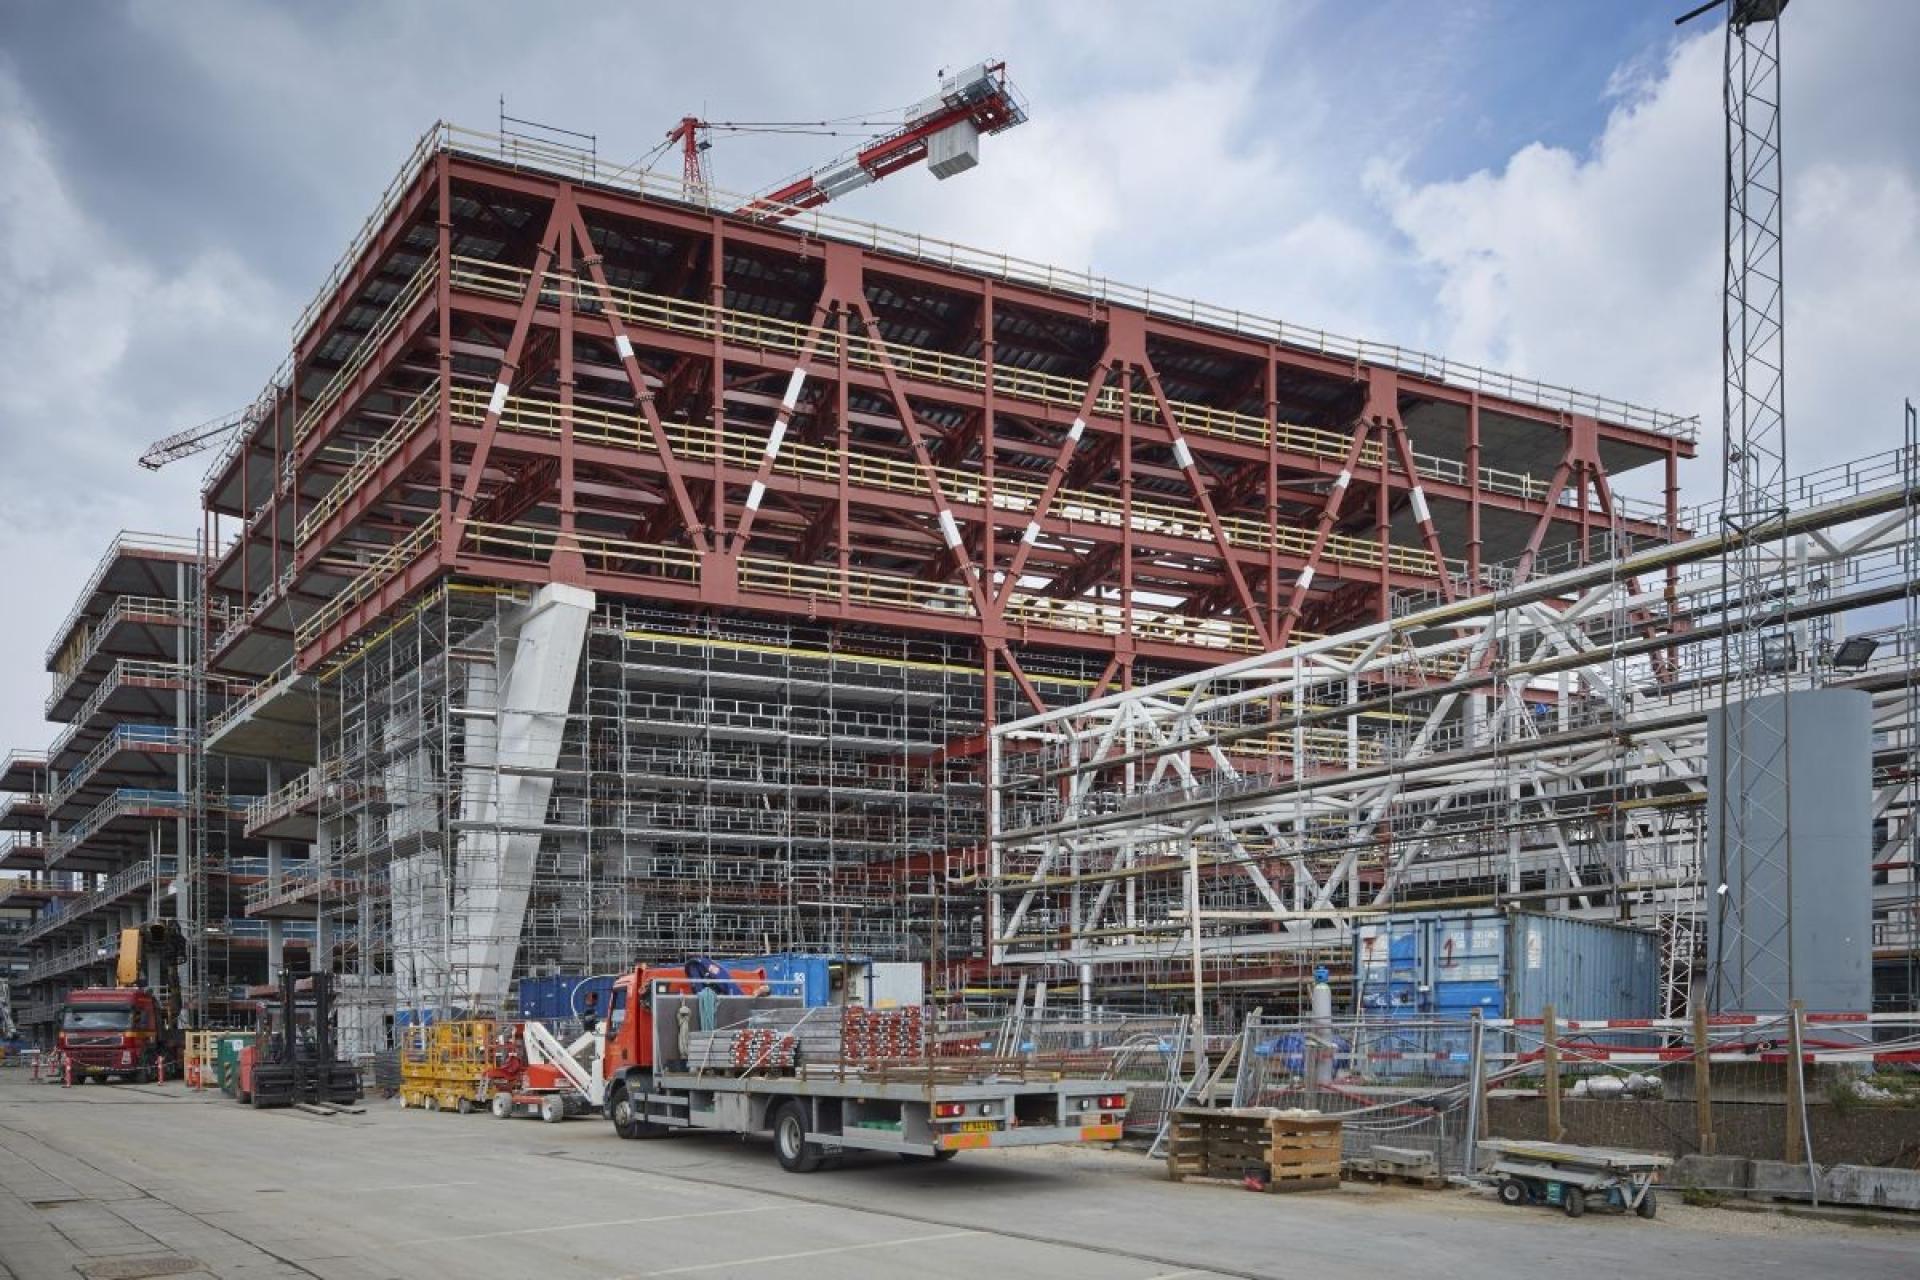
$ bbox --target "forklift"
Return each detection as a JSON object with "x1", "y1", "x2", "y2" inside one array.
[{"x1": 238, "y1": 970, "x2": 361, "y2": 1108}]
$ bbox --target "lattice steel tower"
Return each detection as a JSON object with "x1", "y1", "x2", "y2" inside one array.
[{"x1": 1690, "y1": 0, "x2": 1794, "y2": 1011}]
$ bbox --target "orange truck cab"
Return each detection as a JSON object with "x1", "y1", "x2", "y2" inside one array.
[
  {"x1": 602, "y1": 959, "x2": 769, "y2": 1083},
  {"x1": 58, "y1": 987, "x2": 178, "y2": 1082}
]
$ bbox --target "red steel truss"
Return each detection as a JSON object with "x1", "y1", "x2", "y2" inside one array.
[{"x1": 199, "y1": 125, "x2": 1693, "y2": 710}]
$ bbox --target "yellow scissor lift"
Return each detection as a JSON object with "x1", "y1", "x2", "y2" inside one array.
[{"x1": 398, "y1": 1019, "x2": 499, "y2": 1114}]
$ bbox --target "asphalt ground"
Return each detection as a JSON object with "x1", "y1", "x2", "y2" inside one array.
[{"x1": 1, "y1": 1073, "x2": 1913, "y2": 1279}]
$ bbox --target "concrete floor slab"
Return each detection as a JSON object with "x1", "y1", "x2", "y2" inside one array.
[{"x1": 0, "y1": 1073, "x2": 1913, "y2": 1279}]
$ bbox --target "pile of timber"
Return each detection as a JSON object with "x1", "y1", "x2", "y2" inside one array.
[{"x1": 1166, "y1": 1107, "x2": 1342, "y2": 1193}]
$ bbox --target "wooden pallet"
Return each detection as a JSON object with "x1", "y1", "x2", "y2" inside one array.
[
  {"x1": 1344, "y1": 1145, "x2": 1446, "y2": 1189},
  {"x1": 1344, "y1": 1166, "x2": 1448, "y2": 1190},
  {"x1": 1166, "y1": 1107, "x2": 1342, "y2": 1193}
]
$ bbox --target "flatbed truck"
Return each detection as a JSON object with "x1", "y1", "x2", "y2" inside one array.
[{"x1": 594, "y1": 961, "x2": 1129, "y2": 1172}]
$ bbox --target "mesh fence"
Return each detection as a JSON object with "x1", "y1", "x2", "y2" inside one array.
[{"x1": 1233, "y1": 1014, "x2": 1483, "y2": 1175}]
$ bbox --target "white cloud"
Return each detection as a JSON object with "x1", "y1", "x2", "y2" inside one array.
[
  {"x1": 1366, "y1": 10, "x2": 1920, "y2": 503},
  {"x1": 0, "y1": 70, "x2": 285, "y2": 754}
]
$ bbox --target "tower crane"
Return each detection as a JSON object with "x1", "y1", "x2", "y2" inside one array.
[
  {"x1": 137, "y1": 389, "x2": 273, "y2": 471},
  {"x1": 655, "y1": 60, "x2": 1027, "y2": 223}
]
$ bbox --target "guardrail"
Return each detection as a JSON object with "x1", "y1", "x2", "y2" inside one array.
[
  {"x1": 21, "y1": 858, "x2": 176, "y2": 946},
  {"x1": 45, "y1": 596, "x2": 196, "y2": 717},
  {"x1": 47, "y1": 725, "x2": 194, "y2": 814},
  {"x1": 447, "y1": 257, "x2": 1665, "y2": 517},
  {"x1": 295, "y1": 123, "x2": 1692, "y2": 442},
  {"x1": 46, "y1": 661, "x2": 190, "y2": 764},
  {"x1": 43, "y1": 533, "x2": 200, "y2": 668},
  {"x1": 46, "y1": 788, "x2": 187, "y2": 866}
]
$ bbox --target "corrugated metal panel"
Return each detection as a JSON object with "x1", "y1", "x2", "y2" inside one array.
[
  {"x1": 1430, "y1": 913, "x2": 1505, "y2": 1016},
  {"x1": 1505, "y1": 912, "x2": 1657, "y2": 1021},
  {"x1": 1354, "y1": 917, "x2": 1423, "y2": 1016}
]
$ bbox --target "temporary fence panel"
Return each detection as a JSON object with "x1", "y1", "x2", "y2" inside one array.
[{"x1": 1235, "y1": 1013, "x2": 1480, "y2": 1175}]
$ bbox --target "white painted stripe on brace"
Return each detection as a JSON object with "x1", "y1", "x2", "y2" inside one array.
[
  {"x1": 1067, "y1": 417, "x2": 1086, "y2": 445},
  {"x1": 1410, "y1": 486, "x2": 1431, "y2": 524},
  {"x1": 1022, "y1": 520, "x2": 1041, "y2": 545},
  {"x1": 1171, "y1": 437, "x2": 1194, "y2": 470},
  {"x1": 487, "y1": 382, "x2": 509, "y2": 417},
  {"x1": 614, "y1": 334, "x2": 634, "y2": 361},
  {"x1": 938, "y1": 509, "x2": 963, "y2": 549},
  {"x1": 764, "y1": 420, "x2": 789, "y2": 459},
  {"x1": 1296, "y1": 566, "x2": 1315, "y2": 590},
  {"x1": 745, "y1": 481, "x2": 766, "y2": 511},
  {"x1": 780, "y1": 367, "x2": 807, "y2": 411},
  {"x1": 1334, "y1": 468, "x2": 1352, "y2": 490}
]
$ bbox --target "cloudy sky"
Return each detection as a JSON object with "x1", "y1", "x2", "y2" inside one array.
[{"x1": 0, "y1": 0, "x2": 1915, "y2": 758}]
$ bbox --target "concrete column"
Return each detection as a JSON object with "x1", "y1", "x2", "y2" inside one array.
[
  {"x1": 265, "y1": 762, "x2": 284, "y2": 983},
  {"x1": 451, "y1": 584, "x2": 594, "y2": 1014},
  {"x1": 175, "y1": 562, "x2": 193, "y2": 943}
]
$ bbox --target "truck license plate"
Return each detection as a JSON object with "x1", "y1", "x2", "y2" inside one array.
[{"x1": 958, "y1": 1120, "x2": 997, "y2": 1133}]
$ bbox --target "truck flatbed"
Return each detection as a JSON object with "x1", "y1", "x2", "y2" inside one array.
[{"x1": 640, "y1": 1070, "x2": 1125, "y2": 1160}]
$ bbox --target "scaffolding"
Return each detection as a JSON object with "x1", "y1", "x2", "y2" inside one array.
[
  {"x1": 310, "y1": 582, "x2": 1131, "y2": 1043},
  {"x1": 990, "y1": 442, "x2": 1920, "y2": 1022}
]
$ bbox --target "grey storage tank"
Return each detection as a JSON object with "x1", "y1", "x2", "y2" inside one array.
[{"x1": 1704, "y1": 687, "x2": 1872, "y2": 1013}]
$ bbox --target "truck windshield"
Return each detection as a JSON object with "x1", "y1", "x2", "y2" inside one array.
[{"x1": 63, "y1": 1008, "x2": 132, "y2": 1031}]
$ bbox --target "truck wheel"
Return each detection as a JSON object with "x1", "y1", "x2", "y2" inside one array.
[
  {"x1": 609, "y1": 1085, "x2": 667, "y2": 1139},
  {"x1": 457, "y1": 1097, "x2": 473, "y2": 1115},
  {"x1": 540, "y1": 1095, "x2": 566, "y2": 1124},
  {"x1": 1498, "y1": 1178, "x2": 1527, "y2": 1206},
  {"x1": 492, "y1": 1094, "x2": 514, "y2": 1119},
  {"x1": 1636, "y1": 1189, "x2": 1657, "y2": 1219},
  {"x1": 772, "y1": 1101, "x2": 823, "y2": 1173},
  {"x1": 1563, "y1": 1188, "x2": 1586, "y2": 1218}
]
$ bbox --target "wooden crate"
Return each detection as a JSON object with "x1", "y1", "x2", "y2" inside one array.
[{"x1": 1166, "y1": 1107, "x2": 1342, "y2": 1193}]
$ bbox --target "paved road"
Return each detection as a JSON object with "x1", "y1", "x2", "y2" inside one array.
[{"x1": 0, "y1": 1074, "x2": 1913, "y2": 1279}]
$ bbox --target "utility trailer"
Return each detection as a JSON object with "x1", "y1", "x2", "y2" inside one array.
[
  {"x1": 1480, "y1": 1139, "x2": 1670, "y2": 1218},
  {"x1": 597, "y1": 961, "x2": 1129, "y2": 1172}
]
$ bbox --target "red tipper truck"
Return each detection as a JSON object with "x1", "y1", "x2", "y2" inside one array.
[
  {"x1": 57, "y1": 987, "x2": 179, "y2": 1083},
  {"x1": 596, "y1": 959, "x2": 1129, "y2": 1172}
]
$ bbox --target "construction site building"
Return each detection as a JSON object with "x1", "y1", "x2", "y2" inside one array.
[{"x1": 4, "y1": 122, "x2": 1706, "y2": 1041}]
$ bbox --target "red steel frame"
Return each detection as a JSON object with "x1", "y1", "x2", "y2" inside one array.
[{"x1": 199, "y1": 139, "x2": 1694, "y2": 728}]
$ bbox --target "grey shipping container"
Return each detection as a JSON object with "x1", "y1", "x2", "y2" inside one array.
[{"x1": 1504, "y1": 912, "x2": 1659, "y2": 1022}]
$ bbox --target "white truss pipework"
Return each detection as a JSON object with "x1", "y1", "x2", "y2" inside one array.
[{"x1": 987, "y1": 449, "x2": 1920, "y2": 982}]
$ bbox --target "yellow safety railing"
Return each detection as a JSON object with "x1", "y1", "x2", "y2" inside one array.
[
  {"x1": 443, "y1": 256, "x2": 1586, "y2": 508},
  {"x1": 440, "y1": 382, "x2": 1448, "y2": 578},
  {"x1": 293, "y1": 259, "x2": 438, "y2": 450},
  {"x1": 301, "y1": 123, "x2": 1693, "y2": 444},
  {"x1": 296, "y1": 515, "x2": 440, "y2": 650},
  {"x1": 298, "y1": 379, "x2": 440, "y2": 546}
]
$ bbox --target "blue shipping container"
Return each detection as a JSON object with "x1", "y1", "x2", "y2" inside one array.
[
  {"x1": 1355, "y1": 909, "x2": 1657, "y2": 1075},
  {"x1": 515, "y1": 975, "x2": 613, "y2": 1023}
]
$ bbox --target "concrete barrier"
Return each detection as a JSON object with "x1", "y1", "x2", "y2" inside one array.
[{"x1": 1672, "y1": 1154, "x2": 1920, "y2": 1212}]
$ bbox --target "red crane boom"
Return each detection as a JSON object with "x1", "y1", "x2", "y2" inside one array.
[{"x1": 706, "y1": 61, "x2": 1026, "y2": 224}]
